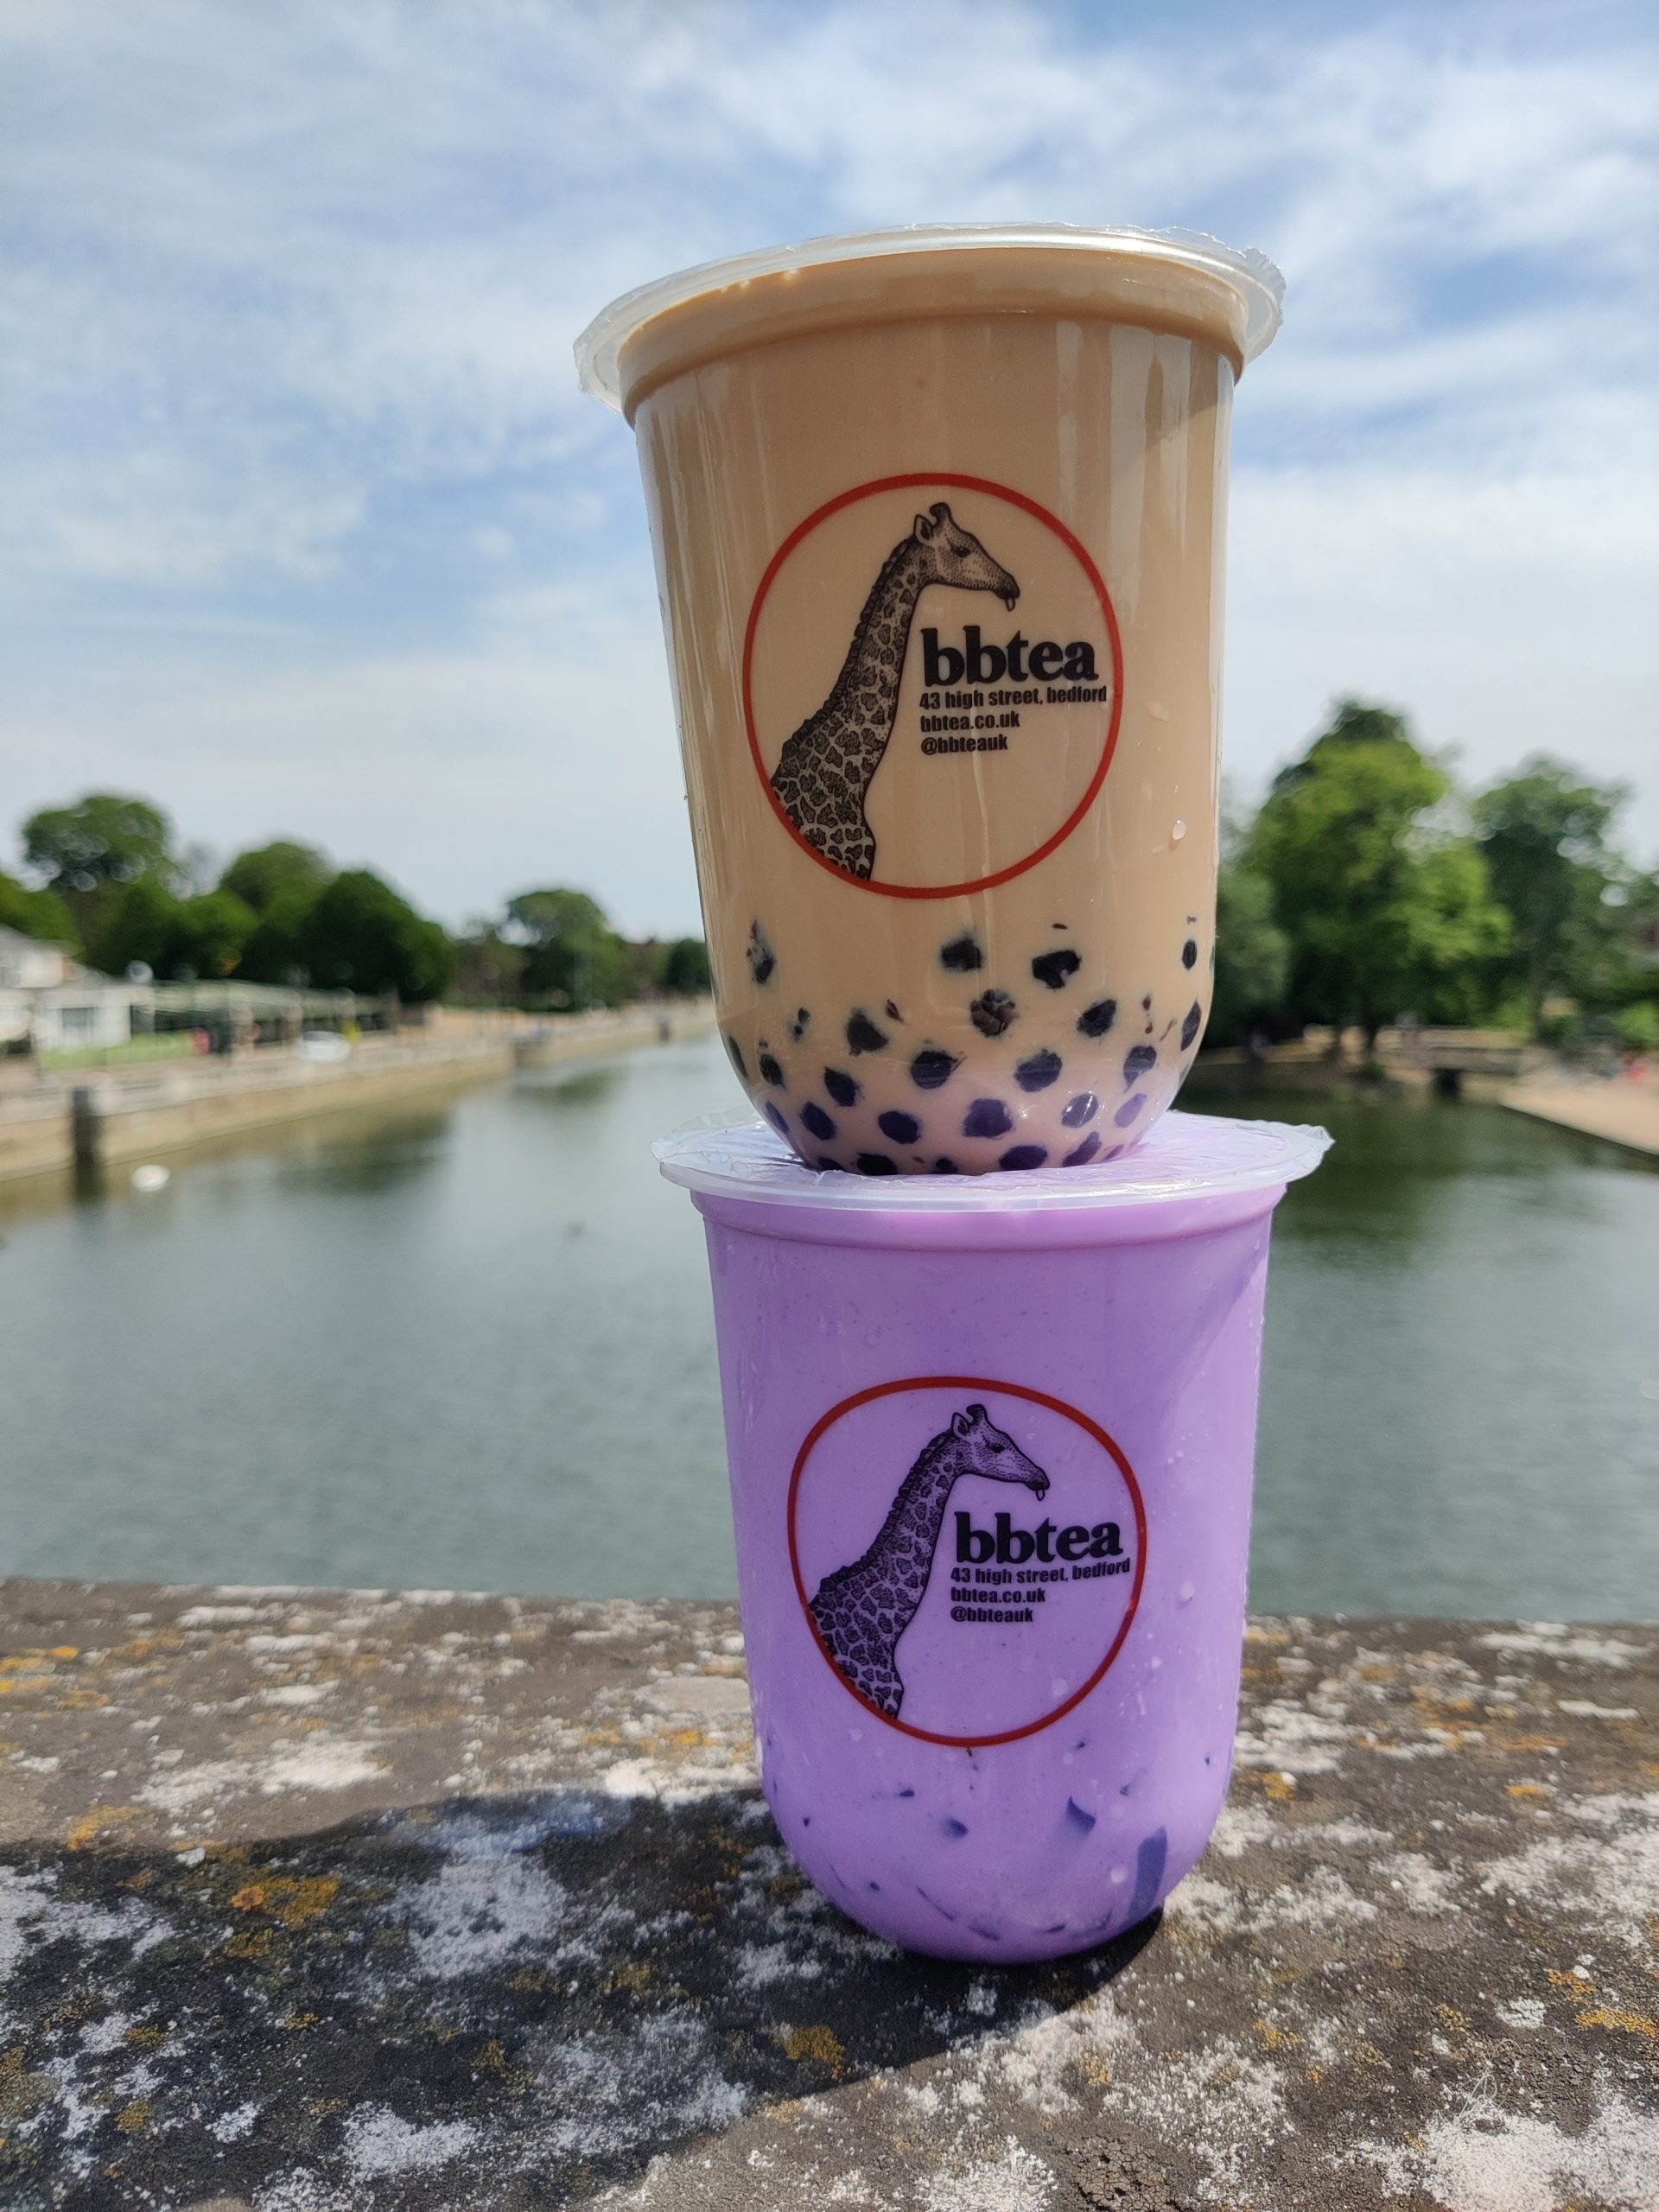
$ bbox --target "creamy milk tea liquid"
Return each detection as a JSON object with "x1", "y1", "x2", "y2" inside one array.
[{"x1": 578, "y1": 228, "x2": 1282, "y2": 1173}]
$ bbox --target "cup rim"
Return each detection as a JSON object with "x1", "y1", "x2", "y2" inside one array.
[
  {"x1": 654, "y1": 1107, "x2": 1329, "y2": 1212},
  {"x1": 575, "y1": 223, "x2": 1285, "y2": 410}
]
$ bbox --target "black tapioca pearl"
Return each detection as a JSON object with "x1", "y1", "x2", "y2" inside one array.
[
  {"x1": 747, "y1": 923, "x2": 776, "y2": 986},
  {"x1": 764, "y1": 1103, "x2": 789, "y2": 1137},
  {"x1": 1123, "y1": 1043, "x2": 1158, "y2": 1086},
  {"x1": 823, "y1": 1066, "x2": 860, "y2": 1108},
  {"x1": 1181, "y1": 938, "x2": 1198, "y2": 970},
  {"x1": 969, "y1": 989, "x2": 1016, "y2": 1038},
  {"x1": 963, "y1": 1097, "x2": 1014, "y2": 1139},
  {"x1": 999, "y1": 1143, "x2": 1048, "y2": 1171},
  {"x1": 758, "y1": 1051, "x2": 785, "y2": 1088},
  {"x1": 1061, "y1": 1091, "x2": 1099, "y2": 1128},
  {"x1": 723, "y1": 1035, "x2": 747, "y2": 1081},
  {"x1": 931, "y1": 1158, "x2": 959, "y2": 1173},
  {"x1": 855, "y1": 1152, "x2": 897, "y2": 1176},
  {"x1": 1077, "y1": 998, "x2": 1117, "y2": 1039},
  {"x1": 1181, "y1": 1001, "x2": 1204, "y2": 1050},
  {"x1": 801, "y1": 1102, "x2": 836, "y2": 1141},
  {"x1": 846, "y1": 1009, "x2": 889, "y2": 1054},
  {"x1": 885, "y1": 999, "x2": 903, "y2": 1022},
  {"x1": 1141, "y1": 994, "x2": 1152, "y2": 1009},
  {"x1": 1115, "y1": 1094, "x2": 1147, "y2": 1128},
  {"x1": 815, "y1": 1155, "x2": 844, "y2": 1173},
  {"x1": 1031, "y1": 948, "x2": 1081, "y2": 990},
  {"x1": 939, "y1": 932, "x2": 984, "y2": 972},
  {"x1": 1063, "y1": 1131, "x2": 1103, "y2": 1166},
  {"x1": 910, "y1": 1048, "x2": 958, "y2": 1090},
  {"x1": 942, "y1": 1817, "x2": 969, "y2": 1839},
  {"x1": 1065, "y1": 1797, "x2": 1097, "y2": 1835},
  {"x1": 790, "y1": 1007, "x2": 811, "y2": 1040},
  {"x1": 1014, "y1": 1048, "x2": 1062, "y2": 1092},
  {"x1": 879, "y1": 1109, "x2": 920, "y2": 1145}
]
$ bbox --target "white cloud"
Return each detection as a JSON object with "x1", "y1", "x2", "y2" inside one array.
[
  {"x1": 1228, "y1": 457, "x2": 1659, "y2": 826},
  {"x1": 1, "y1": 580, "x2": 700, "y2": 937}
]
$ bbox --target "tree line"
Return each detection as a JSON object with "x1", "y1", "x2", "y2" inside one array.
[
  {"x1": 4, "y1": 710, "x2": 1655, "y2": 1044},
  {"x1": 1211, "y1": 703, "x2": 1658, "y2": 1054},
  {"x1": 0, "y1": 794, "x2": 710, "y2": 1009}
]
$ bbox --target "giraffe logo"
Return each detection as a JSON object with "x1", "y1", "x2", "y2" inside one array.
[
  {"x1": 788, "y1": 1377, "x2": 1147, "y2": 1747},
  {"x1": 810, "y1": 1404, "x2": 1048, "y2": 1719},
  {"x1": 768, "y1": 504, "x2": 1020, "y2": 882},
  {"x1": 745, "y1": 475, "x2": 1125, "y2": 899}
]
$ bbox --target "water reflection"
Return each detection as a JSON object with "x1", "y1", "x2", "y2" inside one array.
[{"x1": 1185, "y1": 1080, "x2": 1658, "y2": 1618}]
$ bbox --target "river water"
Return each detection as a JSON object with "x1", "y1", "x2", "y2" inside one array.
[{"x1": 3, "y1": 1032, "x2": 1655, "y2": 1618}]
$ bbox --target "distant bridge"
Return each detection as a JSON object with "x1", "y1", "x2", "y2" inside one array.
[{"x1": 1382, "y1": 1030, "x2": 1539, "y2": 1091}]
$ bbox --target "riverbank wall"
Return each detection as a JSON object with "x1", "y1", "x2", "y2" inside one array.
[
  {"x1": 1502, "y1": 1075, "x2": 1659, "y2": 1157},
  {"x1": 0, "y1": 1000, "x2": 715, "y2": 1183}
]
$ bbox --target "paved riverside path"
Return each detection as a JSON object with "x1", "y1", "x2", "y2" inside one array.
[{"x1": 0, "y1": 1585, "x2": 1654, "y2": 2209}]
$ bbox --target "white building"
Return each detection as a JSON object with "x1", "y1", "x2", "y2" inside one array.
[{"x1": 0, "y1": 928, "x2": 154, "y2": 1054}]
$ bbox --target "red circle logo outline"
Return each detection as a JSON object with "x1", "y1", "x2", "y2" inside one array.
[
  {"x1": 741, "y1": 473, "x2": 1126, "y2": 900},
  {"x1": 785, "y1": 1375, "x2": 1147, "y2": 1748}
]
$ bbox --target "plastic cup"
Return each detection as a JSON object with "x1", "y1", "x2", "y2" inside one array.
[
  {"x1": 581, "y1": 226, "x2": 1284, "y2": 1173},
  {"x1": 656, "y1": 1109, "x2": 1328, "y2": 1962}
]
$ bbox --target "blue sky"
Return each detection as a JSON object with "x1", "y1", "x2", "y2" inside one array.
[{"x1": 2, "y1": 0, "x2": 1655, "y2": 935}]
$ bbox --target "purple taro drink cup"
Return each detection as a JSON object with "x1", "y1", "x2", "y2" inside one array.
[{"x1": 657, "y1": 1109, "x2": 1328, "y2": 1963}]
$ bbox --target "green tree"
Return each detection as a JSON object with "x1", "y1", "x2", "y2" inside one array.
[
  {"x1": 85, "y1": 880, "x2": 257, "y2": 980},
  {"x1": 660, "y1": 937, "x2": 713, "y2": 996},
  {"x1": 0, "y1": 869, "x2": 79, "y2": 951},
  {"x1": 299, "y1": 871, "x2": 454, "y2": 1001},
  {"x1": 1252, "y1": 700, "x2": 1509, "y2": 1049},
  {"x1": 22, "y1": 794, "x2": 180, "y2": 899},
  {"x1": 506, "y1": 888, "x2": 632, "y2": 1007},
  {"x1": 1472, "y1": 758, "x2": 1633, "y2": 1033},
  {"x1": 168, "y1": 890, "x2": 257, "y2": 979},
  {"x1": 84, "y1": 878, "x2": 183, "y2": 977},
  {"x1": 1207, "y1": 855, "x2": 1287, "y2": 1046},
  {"x1": 22, "y1": 791, "x2": 181, "y2": 951},
  {"x1": 219, "y1": 840, "x2": 332, "y2": 915},
  {"x1": 236, "y1": 892, "x2": 319, "y2": 986},
  {"x1": 450, "y1": 923, "x2": 526, "y2": 1004}
]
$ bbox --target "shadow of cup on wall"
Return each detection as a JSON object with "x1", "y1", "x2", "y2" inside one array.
[{"x1": 0, "y1": 1785, "x2": 1160, "y2": 2207}]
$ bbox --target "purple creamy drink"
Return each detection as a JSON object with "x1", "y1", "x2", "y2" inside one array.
[{"x1": 657, "y1": 1109, "x2": 1328, "y2": 1962}]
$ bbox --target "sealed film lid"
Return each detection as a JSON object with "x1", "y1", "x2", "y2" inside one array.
[
  {"x1": 575, "y1": 223, "x2": 1286, "y2": 416},
  {"x1": 655, "y1": 1108, "x2": 1329, "y2": 1216}
]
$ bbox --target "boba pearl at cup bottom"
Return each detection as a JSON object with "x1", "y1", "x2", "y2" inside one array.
[{"x1": 657, "y1": 1110, "x2": 1329, "y2": 1963}]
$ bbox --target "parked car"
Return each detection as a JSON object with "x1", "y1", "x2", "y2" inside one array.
[{"x1": 295, "y1": 1030, "x2": 352, "y2": 1064}]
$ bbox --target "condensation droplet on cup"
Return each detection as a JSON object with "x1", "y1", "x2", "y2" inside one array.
[
  {"x1": 1109, "y1": 1864, "x2": 1129, "y2": 1885},
  {"x1": 1179, "y1": 1580, "x2": 1196, "y2": 1605},
  {"x1": 848, "y1": 1726, "x2": 862, "y2": 1742},
  {"x1": 1051, "y1": 1678, "x2": 1069, "y2": 1699},
  {"x1": 1171, "y1": 819, "x2": 1187, "y2": 843}
]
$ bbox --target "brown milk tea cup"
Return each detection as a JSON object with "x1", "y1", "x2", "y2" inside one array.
[{"x1": 576, "y1": 226, "x2": 1281, "y2": 1175}]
